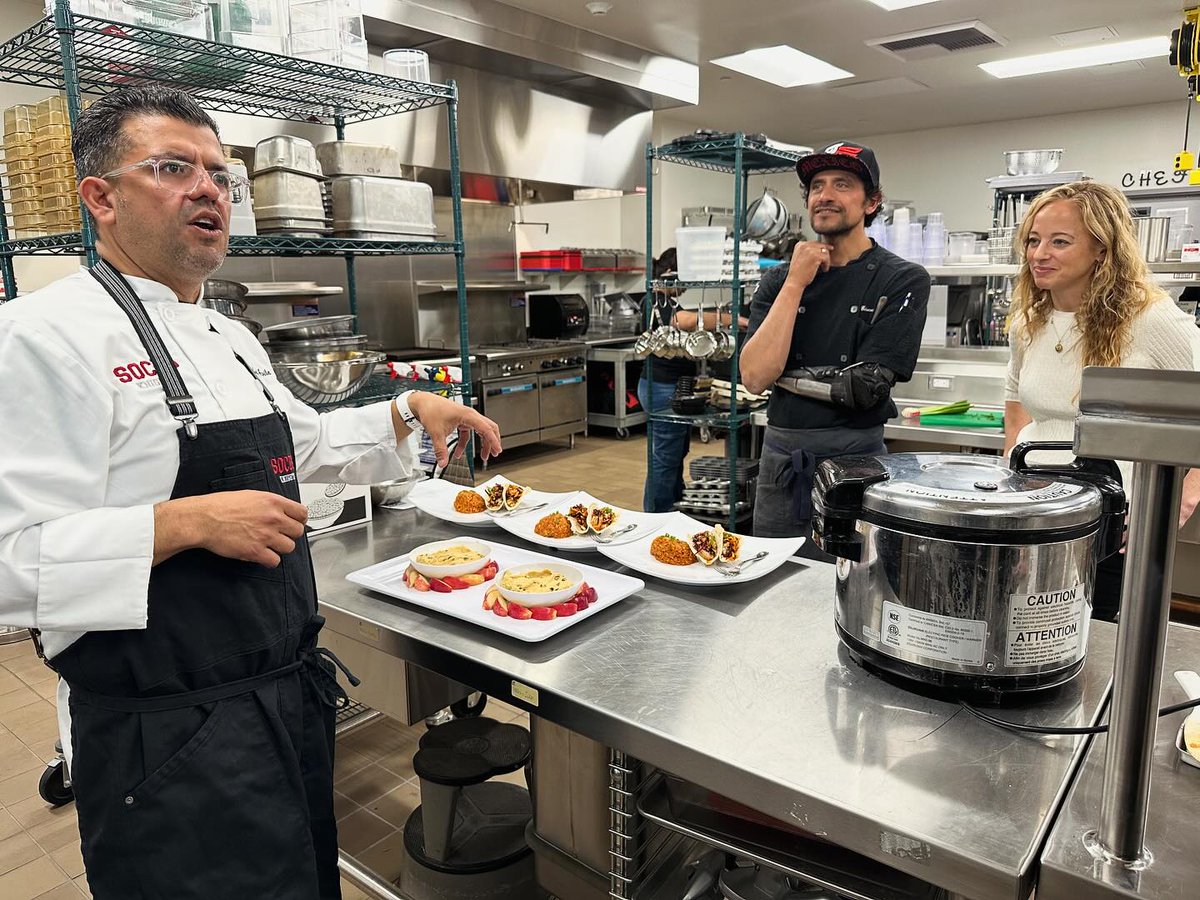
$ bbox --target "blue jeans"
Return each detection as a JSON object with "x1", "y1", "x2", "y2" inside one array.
[{"x1": 637, "y1": 378, "x2": 690, "y2": 513}]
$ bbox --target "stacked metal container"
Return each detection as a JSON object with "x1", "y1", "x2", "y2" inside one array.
[
  {"x1": 251, "y1": 135, "x2": 328, "y2": 236},
  {"x1": 317, "y1": 141, "x2": 436, "y2": 240}
]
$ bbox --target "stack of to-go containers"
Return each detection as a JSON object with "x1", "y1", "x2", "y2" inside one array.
[{"x1": 2, "y1": 95, "x2": 82, "y2": 239}]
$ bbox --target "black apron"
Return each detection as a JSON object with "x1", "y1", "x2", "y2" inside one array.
[{"x1": 48, "y1": 261, "x2": 356, "y2": 900}]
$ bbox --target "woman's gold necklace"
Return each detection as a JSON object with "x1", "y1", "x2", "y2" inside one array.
[{"x1": 1048, "y1": 314, "x2": 1072, "y2": 353}]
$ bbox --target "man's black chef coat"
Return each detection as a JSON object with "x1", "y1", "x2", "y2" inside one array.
[{"x1": 744, "y1": 241, "x2": 930, "y2": 429}]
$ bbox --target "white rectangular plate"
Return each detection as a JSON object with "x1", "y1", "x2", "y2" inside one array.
[
  {"x1": 492, "y1": 492, "x2": 671, "y2": 552},
  {"x1": 596, "y1": 512, "x2": 806, "y2": 586},
  {"x1": 406, "y1": 475, "x2": 573, "y2": 529},
  {"x1": 346, "y1": 539, "x2": 646, "y2": 642}
]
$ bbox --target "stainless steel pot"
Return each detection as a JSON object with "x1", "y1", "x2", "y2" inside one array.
[
  {"x1": 812, "y1": 443, "x2": 1126, "y2": 696},
  {"x1": 743, "y1": 189, "x2": 788, "y2": 241}
]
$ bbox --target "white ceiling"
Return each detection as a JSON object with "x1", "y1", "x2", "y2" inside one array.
[{"x1": 499, "y1": 0, "x2": 1189, "y2": 142}]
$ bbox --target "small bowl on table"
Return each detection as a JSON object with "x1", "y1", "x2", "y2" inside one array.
[
  {"x1": 495, "y1": 562, "x2": 583, "y2": 608},
  {"x1": 408, "y1": 538, "x2": 493, "y2": 579}
]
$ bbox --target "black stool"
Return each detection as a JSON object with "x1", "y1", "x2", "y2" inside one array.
[{"x1": 402, "y1": 717, "x2": 537, "y2": 898}]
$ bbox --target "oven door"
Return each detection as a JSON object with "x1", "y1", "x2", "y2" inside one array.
[
  {"x1": 539, "y1": 369, "x2": 586, "y2": 440},
  {"x1": 482, "y1": 374, "x2": 541, "y2": 449}
]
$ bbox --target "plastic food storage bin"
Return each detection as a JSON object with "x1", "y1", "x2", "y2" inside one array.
[
  {"x1": 384, "y1": 49, "x2": 430, "y2": 83},
  {"x1": 675, "y1": 226, "x2": 726, "y2": 281}
]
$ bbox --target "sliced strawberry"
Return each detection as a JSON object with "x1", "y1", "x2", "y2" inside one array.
[
  {"x1": 492, "y1": 602, "x2": 509, "y2": 617},
  {"x1": 459, "y1": 573, "x2": 485, "y2": 586},
  {"x1": 429, "y1": 578, "x2": 453, "y2": 593},
  {"x1": 554, "y1": 601, "x2": 578, "y2": 617},
  {"x1": 531, "y1": 606, "x2": 557, "y2": 621},
  {"x1": 508, "y1": 603, "x2": 532, "y2": 620},
  {"x1": 441, "y1": 575, "x2": 471, "y2": 590}
]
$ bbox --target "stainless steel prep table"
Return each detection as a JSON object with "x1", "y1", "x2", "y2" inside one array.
[
  {"x1": 1038, "y1": 621, "x2": 1200, "y2": 900},
  {"x1": 749, "y1": 402, "x2": 1006, "y2": 454},
  {"x1": 584, "y1": 339, "x2": 646, "y2": 436},
  {"x1": 312, "y1": 510, "x2": 1116, "y2": 900}
]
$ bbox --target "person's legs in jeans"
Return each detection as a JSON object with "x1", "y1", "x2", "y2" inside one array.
[{"x1": 637, "y1": 378, "x2": 691, "y2": 513}]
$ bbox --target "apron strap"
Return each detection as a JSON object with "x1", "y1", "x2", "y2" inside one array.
[
  {"x1": 89, "y1": 261, "x2": 200, "y2": 439},
  {"x1": 68, "y1": 659, "x2": 305, "y2": 712}
]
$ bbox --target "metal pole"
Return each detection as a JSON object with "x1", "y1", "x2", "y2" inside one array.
[
  {"x1": 445, "y1": 80, "x2": 474, "y2": 477},
  {"x1": 644, "y1": 141, "x2": 655, "y2": 476},
  {"x1": 53, "y1": 0, "x2": 95, "y2": 264},
  {"x1": 727, "y1": 135, "x2": 745, "y2": 531},
  {"x1": 1095, "y1": 461, "x2": 1184, "y2": 864}
]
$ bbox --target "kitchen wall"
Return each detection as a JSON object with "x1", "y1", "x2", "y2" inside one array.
[{"x1": 855, "y1": 100, "x2": 1184, "y2": 232}]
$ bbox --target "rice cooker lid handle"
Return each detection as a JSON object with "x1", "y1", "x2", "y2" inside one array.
[
  {"x1": 811, "y1": 456, "x2": 891, "y2": 562},
  {"x1": 1009, "y1": 441, "x2": 1128, "y2": 558}
]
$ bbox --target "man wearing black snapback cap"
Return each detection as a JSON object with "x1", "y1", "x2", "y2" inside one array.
[{"x1": 740, "y1": 141, "x2": 929, "y2": 540}]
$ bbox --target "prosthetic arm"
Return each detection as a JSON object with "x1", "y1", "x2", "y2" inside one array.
[{"x1": 774, "y1": 362, "x2": 897, "y2": 411}]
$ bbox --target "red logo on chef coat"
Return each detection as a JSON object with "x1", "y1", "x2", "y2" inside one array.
[
  {"x1": 113, "y1": 358, "x2": 179, "y2": 383},
  {"x1": 270, "y1": 455, "x2": 295, "y2": 476}
]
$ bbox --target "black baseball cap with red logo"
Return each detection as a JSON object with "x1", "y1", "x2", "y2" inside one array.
[{"x1": 796, "y1": 141, "x2": 881, "y2": 194}]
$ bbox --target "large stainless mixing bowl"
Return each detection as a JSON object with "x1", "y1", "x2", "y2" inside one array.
[
  {"x1": 1003, "y1": 148, "x2": 1063, "y2": 176},
  {"x1": 271, "y1": 350, "x2": 385, "y2": 404},
  {"x1": 263, "y1": 315, "x2": 357, "y2": 342},
  {"x1": 266, "y1": 334, "x2": 370, "y2": 359}
]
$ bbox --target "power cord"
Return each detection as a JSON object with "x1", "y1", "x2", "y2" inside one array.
[{"x1": 961, "y1": 695, "x2": 1200, "y2": 736}]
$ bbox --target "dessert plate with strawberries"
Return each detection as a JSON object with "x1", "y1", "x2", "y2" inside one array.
[{"x1": 345, "y1": 538, "x2": 646, "y2": 642}]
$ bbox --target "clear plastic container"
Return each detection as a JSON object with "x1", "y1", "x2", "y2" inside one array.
[
  {"x1": 947, "y1": 232, "x2": 975, "y2": 263},
  {"x1": 2, "y1": 158, "x2": 39, "y2": 174},
  {"x1": 9, "y1": 199, "x2": 41, "y2": 217},
  {"x1": 41, "y1": 193, "x2": 81, "y2": 212},
  {"x1": 219, "y1": 30, "x2": 286, "y2": 52},
  {"x1": 675, "y1": 226, "x2": 726, "y2": 281},
  {"x1": 6, "y1": 185, "x2": 40, "y2": 203},
  {"x1": 5, "y1": 172, "x2": 40, "y2": 189},
  {"x1": 37, "y1": 150, "x2": 75, "y2": 168},
  {"x1": 39, "y1": 165, "x2": 77, "y2": 183},
  {"x1": 34, "y1": 122, "x2": 70, "y2": 141},
  {"x1": 384, "y1": 48, "x2": 430, "y2": 83},
  {"x1": 291, "y1": 30, "x2": 366, "y2": 67},
  {"x1": 3, "y1": 105, "x2": 33, "y2": 134},
  {"x1": 34, "y1": 107, "x2": 68, "y2": 129}
]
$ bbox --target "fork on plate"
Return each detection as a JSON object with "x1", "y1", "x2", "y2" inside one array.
[
  {"x1": 715, "y1": 551, "x2": 768, "y2": 577},
  {"x1": 593, "y1": 524, "x2": 637, "y2": 544}
]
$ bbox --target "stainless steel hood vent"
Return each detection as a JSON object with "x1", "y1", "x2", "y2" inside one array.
[{"x1": 362, "y1": 0, "x2": 698, "y2": 110}]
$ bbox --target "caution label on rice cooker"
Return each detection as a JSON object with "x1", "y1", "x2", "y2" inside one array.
[
  {"x1": 1005, "y1": 583, "x2": 1088, "y2": 667},
  {"x1": 880, "y1": 601, "x2": 986, "y2": 667}
]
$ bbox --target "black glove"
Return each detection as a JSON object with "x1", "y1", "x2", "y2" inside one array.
[{"x1": 828, "y1": 363, "x2": 896, "y2": 411}]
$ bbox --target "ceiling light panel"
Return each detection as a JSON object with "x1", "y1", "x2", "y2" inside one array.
[
  {"x1": 710, "y1": 45, "x2": 852, "y2": 87},
  {"x1": 979, "y1": 36, "x2": 1167, "y2": 78},
  {"x1": 865, "y1": 0, "x2": 945, "y2": 9}
]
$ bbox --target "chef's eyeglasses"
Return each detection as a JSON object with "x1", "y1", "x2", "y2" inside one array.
[{"x1": 100, "y1": 157, "x2": 249, "y2": 203}]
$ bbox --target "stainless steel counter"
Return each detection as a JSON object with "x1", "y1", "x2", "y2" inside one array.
[
  {"x1": 313, "y1": 510, "x2": 1117, "y2": 900},
  {"x1": 581, "y1": 333, "x2": 640, "y2": 347},
  {"x1": 749, "y1": 400, "x2": 1006, "y2": 453},
  {"x1": 1038, "y1": 622, "x2": 1200, "y2": 900}
]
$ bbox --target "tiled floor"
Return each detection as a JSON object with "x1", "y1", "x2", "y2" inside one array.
[
  {"x1": 0, "y1": 633, "x2": 531, "y2": 899},
  {"x1": 0, "y1": 431, "x2": 655, "y2": 899}
]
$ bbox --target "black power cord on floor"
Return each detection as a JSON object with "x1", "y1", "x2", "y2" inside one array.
[{"x1": 961, "y1": 695, "x2": 1200, "y2": 736}]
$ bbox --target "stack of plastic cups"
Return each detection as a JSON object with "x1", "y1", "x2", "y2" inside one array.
[
  {"x1": 907, "y1": 223, "x2": 924, "y2": 263},
  {"x1": 889, "y1": 206, "x2": 911, "y2": 261},
  {"x1": 923, "y1": 212, "x2": 945, "y2": 266},
  {"x1": 866, "y1": 220, "x2": 888, "y2": 249}
]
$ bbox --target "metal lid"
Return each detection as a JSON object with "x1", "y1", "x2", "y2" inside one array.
[{"x1": 861, "y1": 453, "x2": 1102, "y2": 533}]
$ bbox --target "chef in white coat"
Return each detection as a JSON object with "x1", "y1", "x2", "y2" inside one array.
[{"x1": 0, "y1": 85, "x2": 500, "y2": 900}]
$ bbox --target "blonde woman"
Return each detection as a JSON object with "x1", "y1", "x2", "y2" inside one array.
[{"x1": 1004, "y1": 180, "x2": 1200, "y2": 620}]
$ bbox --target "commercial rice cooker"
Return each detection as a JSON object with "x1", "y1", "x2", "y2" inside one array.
[{"x1": 811, "y1": 442, "x2": 1126, "y2": 696}]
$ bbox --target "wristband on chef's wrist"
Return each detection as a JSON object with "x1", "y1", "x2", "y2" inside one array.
[{"x1": 394, "y1": 391, "x2": 422, "y2": 431}]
